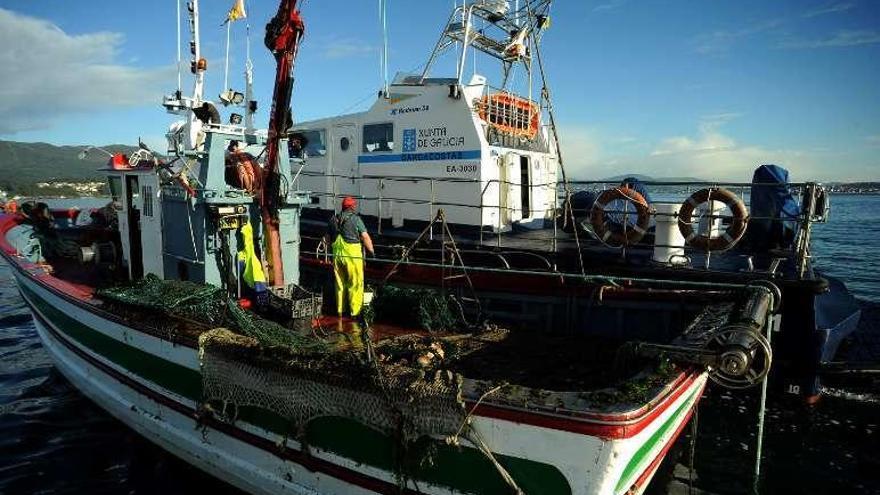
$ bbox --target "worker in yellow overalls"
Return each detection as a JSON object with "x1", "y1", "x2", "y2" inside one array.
[{"x1": 325, "y1": 197, "x2": 374, "y2": 317}]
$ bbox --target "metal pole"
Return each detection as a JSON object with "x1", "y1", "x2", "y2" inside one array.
[
  {"x1": 552, "y1": 179, "x2": 558, "y2": 253},
  {"x1": 224, "y1": 21, "x2": 231, "y2": 92},
  {"x1": 497, "y1": 178, "x2": 503, "y2": 248},
  {"x1": 430, "y1": 179, "x2": 435, "y2": 242},
  {"x1": 377, "y1": 178, "x2": 383, "y2": 235},
  {"x1": 753, "y1": 313, "x2": 776, "y2": 494},
  {"x1": 176, "y1": 0, "x2": 182, "y2": 93},
  {"x1": 191, "y1": 0, "x2": 204, "y2": 101},
  {"x1": 456, "y1": 6, "x2": 472, "y2": 83}
]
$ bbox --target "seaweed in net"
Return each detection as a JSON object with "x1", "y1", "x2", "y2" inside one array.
[
  {"x1": 96, "y1": 274, "x2": 328, "y2": 352},
  {"x1": 369, "y1": 285, "x2": 463, "y2": 332}
]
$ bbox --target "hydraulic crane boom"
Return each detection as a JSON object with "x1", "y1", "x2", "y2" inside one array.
[{"x1": 261, "y1": 0, "x2": 305, "y2": 286}]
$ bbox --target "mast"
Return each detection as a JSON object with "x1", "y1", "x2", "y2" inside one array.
[
  {"x1": 245, "y1": 17, "x2": 255, "y2": 132},
  {"x1": 190, "y1": 0, "x2": 205, "y2": 102},
  {"x1": 262, "y1": 0, "x2": 305, "y2": 287},
  {"x1": 419, "y1": 1, "x2": 548, "y2": 84}
]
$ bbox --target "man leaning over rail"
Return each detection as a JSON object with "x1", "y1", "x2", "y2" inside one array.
[{"x1": 325, "y1": 196, "x2": 374, "y2": 317}]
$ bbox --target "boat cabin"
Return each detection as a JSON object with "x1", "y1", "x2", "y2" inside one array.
[{"x1": 293, "y1": 73, "x2": 558, "y2": 232}]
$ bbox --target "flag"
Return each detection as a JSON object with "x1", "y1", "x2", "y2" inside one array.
[
  {"x1": 224, "y1": 0, "x2": 246, "y2": 24},
  {"x1": 537, "y1": 14, "x2": 551, "y2": 30}
]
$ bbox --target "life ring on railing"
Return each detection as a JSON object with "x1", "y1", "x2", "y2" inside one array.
[
  {"x1": 678, "y1": 187, "x2": 749, "y2": 251},
  {"x1": 590, "y1": 187, "x2": 652, "y2": 246}
]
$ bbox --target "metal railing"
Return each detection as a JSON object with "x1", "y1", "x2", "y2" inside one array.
[{"x1": 295, "y1": 171, "x2": 828, "y2": 278}]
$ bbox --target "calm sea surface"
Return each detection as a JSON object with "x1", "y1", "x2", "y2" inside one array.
[{"x1": 1, "y1": 195, "x2": 878, "y2": 494}]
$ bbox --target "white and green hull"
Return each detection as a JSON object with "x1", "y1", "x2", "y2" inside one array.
[{"x1": 3, "y1": 236, "x2": 707, "y2": 495}]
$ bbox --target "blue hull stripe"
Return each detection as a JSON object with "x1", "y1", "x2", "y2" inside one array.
[{"x1": 358, "y1": 149, "x2": 481, "y2": 164}]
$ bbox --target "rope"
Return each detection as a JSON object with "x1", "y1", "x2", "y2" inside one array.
[
  {"x1": 466, "y1": 427, "x2": 524, "y2": 495},
  {"x1": 452, "y1": 382, "x2": 506, "y2": 441},
  {"x1": 526, "y1": 1, "x2": 587, "y2": 279},
  {"x1": 443, "y1": 382, "x2": 525, "y2": 493}
]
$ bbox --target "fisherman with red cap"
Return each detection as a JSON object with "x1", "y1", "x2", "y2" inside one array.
[{"x1": 325, "y1": 196, "x2": 374, "y2": 317}]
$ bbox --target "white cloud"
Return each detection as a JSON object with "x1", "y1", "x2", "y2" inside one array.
[
  {"x1": 803, "y1": 2, "x2": 855, "y2": 18},
  {"x1": 0, "y1": 8, "x2": 173, "y2": 135},
  {"x1": 641, "y1": 115, "x2": 848, "y2": 180},
  {"x1": 778, "y1": 29, "x2": 880, "y2": 49},
  {"x1": 593, "y1": 0, "x2": 627, "y2": 13},
  {"x1": 319, "y1": 37, "x2": 377, "y2": 59},
  {"x1": 557, "y1": 115, "x2": 877, "y2": 182},
  {"x1": 557, "y1": 126, "x2": 603, "y2": 178},
  {"x1": 651, "y1": 113, "x2": 740, "y2": 157},
  {"x1": 693, "y1": 20, "x2": 783, "y2": 54}
]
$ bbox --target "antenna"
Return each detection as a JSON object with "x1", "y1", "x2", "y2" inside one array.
[
  {"x1": 378, "y1": 0, "x2": 389, "y2": 95},
  {"x1": 191, "y1": 0, "x2": 204, "y2": 102},
  {"x1": 176, "y1": 0, "x2": 182, "y2": 93},
  {"x1": 244, "y1": 2, "x2": 255, "y2": 132}
]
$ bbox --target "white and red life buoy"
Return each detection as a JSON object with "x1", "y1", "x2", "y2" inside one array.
[
  {"x1": 590, "y1": 187, "x2": 652, "y2": 247},
  {"x1": 678, "y1": 187, "x2": 749, "y2": 251}
]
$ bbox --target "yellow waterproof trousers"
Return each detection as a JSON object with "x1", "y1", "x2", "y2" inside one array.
[{"x1": 332, "y1": 235, "x2": 364, "y2": 316}]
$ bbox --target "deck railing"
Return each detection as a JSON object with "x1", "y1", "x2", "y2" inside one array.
[{"x1": 294, "y1": 170, "x2": 828, "y2": 278}]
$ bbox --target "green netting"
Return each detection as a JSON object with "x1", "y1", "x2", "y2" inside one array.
[
  {"x1": 369, "y1": 285, "x2": 463, "y2": 332},
  {"x1": 96, "y1": 274, "x2": 329, "y2": 352}
]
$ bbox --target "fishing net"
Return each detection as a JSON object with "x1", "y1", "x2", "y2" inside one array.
[
  {"x1": 96, "y1": 274, "x2": 328, "y2": 351},
  {"x1": 369, "y1": 285, "x2": 463, "y2": 332},
  {"x1": 199, "y1": 328, "x2": 467, "y2": 443}
]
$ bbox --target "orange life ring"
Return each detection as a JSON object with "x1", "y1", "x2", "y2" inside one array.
[
  {"x1": 590, "y1": 187, "x2": 652, "y2": 246},
  {"x1": 677, "y1": 187, "x2": 749, "y2": 251}
]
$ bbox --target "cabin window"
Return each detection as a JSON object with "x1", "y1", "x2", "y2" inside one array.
[
  {"x1": 296, "y1": 129, "x2": 326, "y2": 157},
  {"x1": 362, "y1": 123, "x2": 394, "y2": 153},
  {"x1": 340, "y1": 136, "x2": 350, "y2": 151}
]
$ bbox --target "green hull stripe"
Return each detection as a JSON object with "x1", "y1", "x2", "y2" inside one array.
[
  {"x1": 20, "y1": 283, "x2": 203, "y2": 399},
  {"x1": 22, "y1": 281, "x2": 571, "y2": 494},
  {"x1": 614, "y1": 387, "x2": 700, "y2": 493}
]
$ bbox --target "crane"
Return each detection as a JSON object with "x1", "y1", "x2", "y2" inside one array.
[{"x1": 261, "y1": 0, "x2": 305, "y2": 286}]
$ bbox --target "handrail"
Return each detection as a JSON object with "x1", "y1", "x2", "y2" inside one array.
[
  {"x1": 297, "y1": 171, "x2": 825, "y2": 277},
  {"x1": 302, "y1": 170, "x2": 820, "y2": 197},
  {"x1": 299, "y1": 182, "x2": 811, "y2": 223}
]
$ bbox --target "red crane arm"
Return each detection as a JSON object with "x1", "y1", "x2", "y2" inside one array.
[{"x1": 261, "y1": 0, "x2": 304, "y2": 287}]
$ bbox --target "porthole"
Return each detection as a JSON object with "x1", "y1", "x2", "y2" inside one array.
[{"x1": 340, "y1": 137, "x2": 350, "y2": 151}]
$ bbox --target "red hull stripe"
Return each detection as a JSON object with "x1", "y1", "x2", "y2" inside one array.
[{"x1": 468, "y1": 371, "x2": 700, "y2": 439}]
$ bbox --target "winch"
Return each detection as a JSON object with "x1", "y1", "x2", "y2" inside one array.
[{"x1": 626, "y1": 289, "x2": 775, "y2": 389}]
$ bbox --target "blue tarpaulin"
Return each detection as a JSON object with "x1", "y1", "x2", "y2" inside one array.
[{"x1": 746, "y1": 164, "x2": 800, "y2": 250}]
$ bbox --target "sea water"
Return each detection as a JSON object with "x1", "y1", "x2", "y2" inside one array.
[{"x1": 1, "y1": 195, "x2": 878, "y2": 494}]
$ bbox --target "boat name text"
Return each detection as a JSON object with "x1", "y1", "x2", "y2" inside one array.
[
  {"x1": 403, "y1": 126, "x2": 466, "y2": 151},
  {"x1": 390, "y1": 104, "x2": 429, "y2": 116}
]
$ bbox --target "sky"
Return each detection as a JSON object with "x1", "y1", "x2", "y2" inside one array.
[{"x1": 0, "y1": 0, "x2": 877, "y2": 181}]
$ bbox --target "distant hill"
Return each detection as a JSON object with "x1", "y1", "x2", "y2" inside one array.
[
  {"x1": 0, "y1": 140, "x2": 139, "y2": 192},
  {"x1": 597, "y1": 174, "x2": 707, "y2": 183}
]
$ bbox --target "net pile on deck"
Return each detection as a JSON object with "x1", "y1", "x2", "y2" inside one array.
[
  {"x1": 199, "y1": 329, "x2": 466, "y2": 444},
  {"x1": 198, "y1": 328, "x2": 525, "y2": 491},
  {"x1": 368, "y1": 285, "x2": 463, "y2": 331},
  {"x1": 97, "y1": 276, "x2": 469, "y2": 444},
  {"x1": 96, "y1": 274, "x2": 326, "y2": 350}
]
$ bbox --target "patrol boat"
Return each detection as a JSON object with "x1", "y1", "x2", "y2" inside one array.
[
  {"x1": 0, "y1": 1, "x2": 781, "y2": 494},
  {"x1": 290, "y1": 0, "x2": 862, "y2": 400}
]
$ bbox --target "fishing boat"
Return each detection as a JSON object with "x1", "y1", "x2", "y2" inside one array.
[
  {"x1": 289, "y1": 0, "x2": 861, "y2": 399},
  {"x1": 0, "y1": 1, "x2": 784, "y2": 494}
]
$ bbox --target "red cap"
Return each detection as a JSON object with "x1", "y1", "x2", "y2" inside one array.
[{"x1": 342, "y1": 196, "x2": 357, "y2": 210}]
